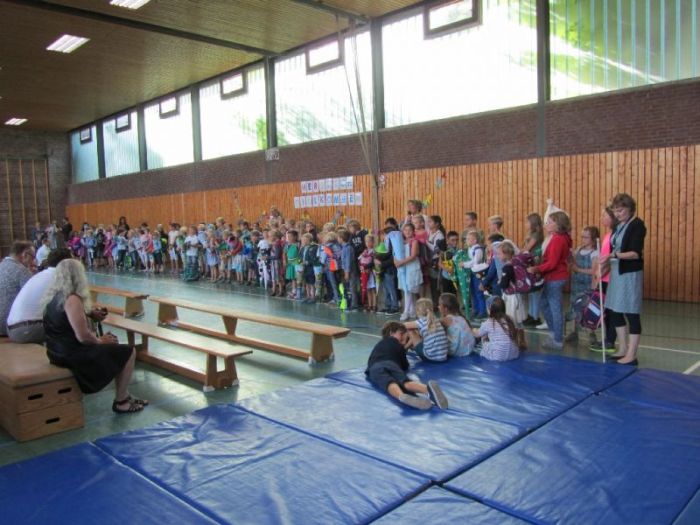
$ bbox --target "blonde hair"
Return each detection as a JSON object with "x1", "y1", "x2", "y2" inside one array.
[
  {"x1": 415, "y1": 298, "x2": 441, "y2": 333},
  {"x1": 322, "y1": 222, "x2": 336, "y2": 232},
  {"x1": 41, "y1": 259, "x2": 92, "y2": 313}
]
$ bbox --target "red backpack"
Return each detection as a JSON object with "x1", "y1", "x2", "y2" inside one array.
[{"x1": 506, "y1": 252, "x2": 544, "y2": 294}]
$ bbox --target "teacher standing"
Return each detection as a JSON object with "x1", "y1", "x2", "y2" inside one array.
[{"x1": 602, "y1": 193, "x2": 646, "y2": 366}]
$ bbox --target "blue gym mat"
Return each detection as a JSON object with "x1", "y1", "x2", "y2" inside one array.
[
  {"x1": 0, "y1": 442, "x2": 217, "y2": 525},
  {"x1": 372, "y1": 487, "x2": 530, "y2": 524},
  {"x1": 327, "y1": 358, "x2": 585, "y2": 432},
  {"x1": 445, "y1": 395, "x2": 700, "y2": 525},
  {"x1": 96, "y1": 404, "x2": 430, "y2": 525},
  {"x1": 674, "y1": 488, "x2": 700, "y2": 525},
  {"x1": 237, "y1": 378, "x2": 521, "y2": 482},
  {"x1": 604, "y1": 368, "x2": 700, "y2": 415}
]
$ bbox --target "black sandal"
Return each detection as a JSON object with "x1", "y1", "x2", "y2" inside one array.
[
  {"x1": 127, "y1": 395, "x2": 149, "y2": 406},
  {"x1": 112, "y1": 398, "x2": 145, "y2": 414}
]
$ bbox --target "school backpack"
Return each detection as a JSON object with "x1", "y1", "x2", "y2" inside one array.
[
  {"x1": 507, "y1": 252, "x2": 543, "y2": 294},
  {"x1": 573, "y1": 290, "x2": 605, "y2": 330}
]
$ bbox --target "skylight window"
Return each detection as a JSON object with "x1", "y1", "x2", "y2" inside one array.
[
  {"x1": 159, "y1": 96, "x2": 179, "y2": 118},
  {"x1": 306, "y1": 38, "x2": 343, "y2": 74},
  {"x1": 5, "y1": 118, "x2": 27, "y2": 126},
  {"x1": 424, "y1": 0, "x2": 479, "y2": 37},
  {"x1": 110, "y1": 0, "x2": 152, "y2": 9},
  {"x1": 220, "y1": 71, "x2": 247, "y2": 99},
  {"x1": 46, "y1": 34, "x2": 90, "y2": 54}
]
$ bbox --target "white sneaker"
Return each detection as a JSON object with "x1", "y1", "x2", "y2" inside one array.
[
  {"x1": 536, "y1": 321, "x2": 548, "y2": 330},
  {"x1": 399, "y1": 313, "x2": 409, "y2": 322}
]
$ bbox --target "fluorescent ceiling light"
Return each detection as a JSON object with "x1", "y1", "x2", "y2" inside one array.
[
  {"x1": 5, "y1": 118, "x2": 28, "y2": 126},
  {"x1": 46, "y1": 34, "x2": 90, "y2": 54},
  {"x1": 110, "y1": 0, "x2": 152, "y2": 9}
]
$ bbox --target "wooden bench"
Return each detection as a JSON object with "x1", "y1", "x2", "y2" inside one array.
[
  {"x1": 149, "y1": 295, "x2": 351, "y2": 364},
  {"x1": 89, "y1": 285, "x2": 148, "y2": 318},
  {"x1": 0, "y1": 344, "x2": 84, "y2": 441},
  {"x1": 102, "y1": 314, "x2": 252, "y2": 391}
]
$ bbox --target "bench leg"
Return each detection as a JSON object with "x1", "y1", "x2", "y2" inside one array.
[
  {"x1": 124, "y1": 298, "x2": 145, "y2": 318},
  {"x1": 204, "y1": 355, "x2": 238, "y2": 392},
  {"x1": 222, "y1": 316, "x2": 238, "y2": 336},
  {"x1": 310, "y1": 334, "x2": 334, "y2": 364},
  {"x1": 158, "y1": 303, "x2": 179, "y2": 326}
]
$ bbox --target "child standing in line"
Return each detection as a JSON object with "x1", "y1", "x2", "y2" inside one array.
[
  {"x1": 284, "y1": 230, "x2": 301, "y2": 299},
  {"x1": 426, "y1": 215, "x2": 446, "y2": 304},
  {"x1": 396, "y1": 223, "x2": 423, "y2": 321},
  {"x1": 83, "y1": 229, "x2": 96, "y2": 269},
  {"x1": 412, "y1": 214, "x2": 430, "y2": 299},
  {"x1": 257, "y1": 230, "x2": 272, "y2": 292},
  {"x1": 481, "y1": 234, "x2": 505, "y2": 298},
  {"x1": 143, "y1": 228, "x2": 155, "y2": 273},
  {"x1": 321, "y1": 231, "x2": 341, "y2": 305},
  {"x1": 358, "y1": 234, "x2": 377, "y2": 311},
  {"x1": 116, "y1": 229, "x2": 128, "y2": 270},
  {"x1": 438, "y1": 231, "x2": 459, "y2": 296},
  {"x1": 245, "y1": 232, "x2": 258, "y2": 285},
  {"x1": 461, "y1": 230, "x2": 487, "y2": 319},
  {"x1": 566, "y1": 226, "x2": 600, "y2": 344},
  {"x1": 168, "y1": 223, "x2": 180, "y2": 275},
  {"x1": 339, "y1": 229, "x2": 358, "y2": 310},
  {"x1": 269, "y1": 230, "x2": 284, "y2": 296},
  {"x1": 152, "y1": 230, "x2": 164, "y2": 273},
  {"x1": 438, "y1": 293, "x2": 476, "y2": 357},
  {"x1": 176, "y1": 226, "x2": 188, "y2": 270},
  {"x1": 473, "y1": 297, "x2": 524, "y2": 362},
  {"x1": 229, "y1": 232, "x2": 243, "y2": 284},
  {"x1": 197, "y1": 224, "x2": 208, "y2": 277},
  {"x1": 375, "y1": 231, "x2": 399, "y2": 314},
  {"x1": 206, "y1": 230, "x2": 220, "y2": 282},
  {"x1": 403, "y1": 298, "x2": 449, "y2": 362},
  {"x1": 300, "y1": 233, "x2": 318, "y2": 303},
  {"x1": 497, "y1": 241, "x2": 527, "y2": 325},
  {"x1": 366, "y1": 322, "x2": 448, "y2": 411},
  {"x1": 184, "y1": 226, "x2": 200, "y2": 277},
  {"x1": 104, "y1": 227, "x2": 115, "y2": 271},
  {"x1": 218, "y1": 232, "x2": 231, "y2": 282}
]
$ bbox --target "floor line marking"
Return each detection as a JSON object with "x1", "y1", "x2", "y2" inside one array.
[{"x1": 683, "y1": 359, "x2": 700, "y2": 375}]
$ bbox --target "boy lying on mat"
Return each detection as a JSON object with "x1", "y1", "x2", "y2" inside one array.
[{"x1": 365, "y1": 321, "x2": 448, "y2": 411}]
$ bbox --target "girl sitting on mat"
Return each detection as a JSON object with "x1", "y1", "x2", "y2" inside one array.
[
  {"x1": 366, "y1": 321, "x2": 448, "y2": 411},
  {"x1": 438, "y1": 293, "x2": 476, "y2": 357},
  {"x1": 403, "y1": 297, "x2": 449, "y2": 362},
  {"x1": 472, "y1": 297, "x2": 525, "y2": 362}
]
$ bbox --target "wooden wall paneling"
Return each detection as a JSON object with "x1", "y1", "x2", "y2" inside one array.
[
  {"x1": 649, "y1": 148, "x2": 660, "y2": 300},
  {"x1": 693, "y1": 146, "x2": 700, "y2": 301},
  {"x1": 678, "y1": 147, "x2": 687, "y2": 302}
]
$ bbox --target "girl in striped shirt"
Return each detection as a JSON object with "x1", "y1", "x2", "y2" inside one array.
[
  {"x1": 404, "y1": 298, "x2": 449, "y2": 362},
  {"x1": 473, "y1": 297, "x2": 523, "y2": 362}
]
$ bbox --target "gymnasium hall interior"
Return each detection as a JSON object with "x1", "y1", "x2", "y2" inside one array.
[{"x1": 0, "y1": 1, "x2": 699, "y2": 523}]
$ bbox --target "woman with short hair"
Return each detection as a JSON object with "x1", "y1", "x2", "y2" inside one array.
[
  {"x1": 601, "y1": 193, "x2": 646, "y2": 365},
  {"x1": 42, "y1": 259, "x2": 147, "y2": 413}
]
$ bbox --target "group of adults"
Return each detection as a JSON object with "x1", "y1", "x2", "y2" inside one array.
[
  {"x1": 533, "y1": 193, "x2": 646, "y2": 365},
  {"x1": 0, "y1": 240, "x2": 146, "y2": 413}
]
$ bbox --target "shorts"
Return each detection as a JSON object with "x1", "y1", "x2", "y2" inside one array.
[
  {"x1": 304, "y1": 266, "x2": 316, "y2": 285},
  {"x1": 153, "y1": 252, "x2": 162, "y2": 265},
  {"x1": 366, "y1": 360, "x2": 409, "y2": 393}
]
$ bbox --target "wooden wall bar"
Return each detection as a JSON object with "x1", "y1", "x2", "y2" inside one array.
[{"x1": 67, "y1": 144, "x2": 700, "y2": 303}]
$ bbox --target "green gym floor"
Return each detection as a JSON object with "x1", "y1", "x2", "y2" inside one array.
[{"x1": 1, "y1": 270, "x2": 699, "y2": 467}]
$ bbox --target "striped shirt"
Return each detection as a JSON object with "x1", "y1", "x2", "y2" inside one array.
[
  {"x1": 478, "y1": 319, "x2": 520, "y2": 362},
  {"x1": 416, "y1": 317, "x2": 449, "y2": 361}
]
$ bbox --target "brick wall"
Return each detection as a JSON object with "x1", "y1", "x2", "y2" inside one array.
[{"x1": 58, "y1": 76, "x2": 700, "y2": 205}]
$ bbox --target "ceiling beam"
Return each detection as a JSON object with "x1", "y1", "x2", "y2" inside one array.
[
  {"x1": 290, "y1": 0, "x2": 369, "y2": 24},
  {"x1": 3, "y1": 0, "x2": 278, "y2": 56}
]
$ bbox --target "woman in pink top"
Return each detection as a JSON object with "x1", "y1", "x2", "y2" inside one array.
[{"x1": 590, "y1": 207, "x2": 618, "y2": 352}]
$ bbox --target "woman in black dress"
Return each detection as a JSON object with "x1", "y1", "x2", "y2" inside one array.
[{"x1": 42, "y1": 259, "x2": 147, "y2": 413}]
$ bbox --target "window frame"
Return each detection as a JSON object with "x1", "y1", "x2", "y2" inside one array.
[
  {"x1": 423, "y1": 0, "x2": 481, "y2": 39},
  {"x1": 158, "y1": 95, "x2": 180, "y2": 118},
  {"x1": 114, "y1": 112, "x2": 132, "y2": 132},
  {"x1": 79, "y1": 127, "x2": 92, "y2": 144},
  {"x1": 219, "y1": 70, "x2": 248, "y2": 99},
  {"x1": 305, "y1": 35, "x2": 345, "y2": 74}
]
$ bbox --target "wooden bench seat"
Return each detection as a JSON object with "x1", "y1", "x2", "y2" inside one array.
[
  {"x1": 102, "y1": 314, "x2": 252, "y2": 391},
  {"x1": 89, "y1": 285, "x2": 148, "y2": 318},
  {"x1": 0, "y1": 344, "x2": 84, "y2": 441},
  {"x1": 149, "y1": 295, "x2": 350, "y2": 364}
]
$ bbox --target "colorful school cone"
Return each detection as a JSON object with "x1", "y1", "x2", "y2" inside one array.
[{"x1": 338, "y1": 282, "x2": 347, "y2": 310}]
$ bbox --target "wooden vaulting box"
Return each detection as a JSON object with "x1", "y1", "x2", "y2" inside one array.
[{"x1": 0, "y1": 344, "x2": 84, "y2": 442}]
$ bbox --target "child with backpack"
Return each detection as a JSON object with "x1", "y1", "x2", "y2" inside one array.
[
  {"x1": 566, "y1": 226, "x2": 600, "y2": 345},
  {"x1": 497, "y1": 240, "x2": 528, "y2": 325},
  {"x1": 300, "y1": 233, "x2": 318, "y2": 303}
]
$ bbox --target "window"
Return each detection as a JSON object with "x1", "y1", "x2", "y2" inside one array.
[
  {"x1": 276, "y1": 30, "x2": 373, "y2": 145},
  {"x1": 70, "y1": 126, "x2": 99, "y2": 183},
  {"x1": 220, "y1": 71, "x2": 247, "y2": 98},
  {"x1": 159, "y1": 96, "x2": 179, "y2": 117},
  {"x1": 145, "y1": 92, "x2": 193, "y2": 168},
  {"x1": 550, "y1": 0, "x2": 700, "y2": 100},
  {"x1": 306, "y1": 37, "x2": 344, "y2": 73},
  {"x1": 79, "y1": 127, "x2": 92, "y2": 143},
  {"x1": 200, "y1": 65, "x2": 267, "y2": 160},
  {"x1": 104, "y1": 111, "x2": 139, "y2": 177},
  {"x1": 115, "y1": 113, "x2": 131, "y2": 132},
  {"x1": 383, "y1": 0, "x2": 537, "y2": 127},
  {"x1": 425, "y1": 0, "x2": 480, "y2": 36}
]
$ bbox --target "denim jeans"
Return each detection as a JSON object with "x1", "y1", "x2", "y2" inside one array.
[
  {"x1": 382, "y1": 272, "x2": 399, "y2": 310},
  {"x1": 540, "y1": 279, "x2": 566, "y2": 344},
  {"x1": 528, "y1": 289, "x2": 542, "y2": 319},
  {"x1": 324, "y1": 269, "x2": 340, "y2": 302}
]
